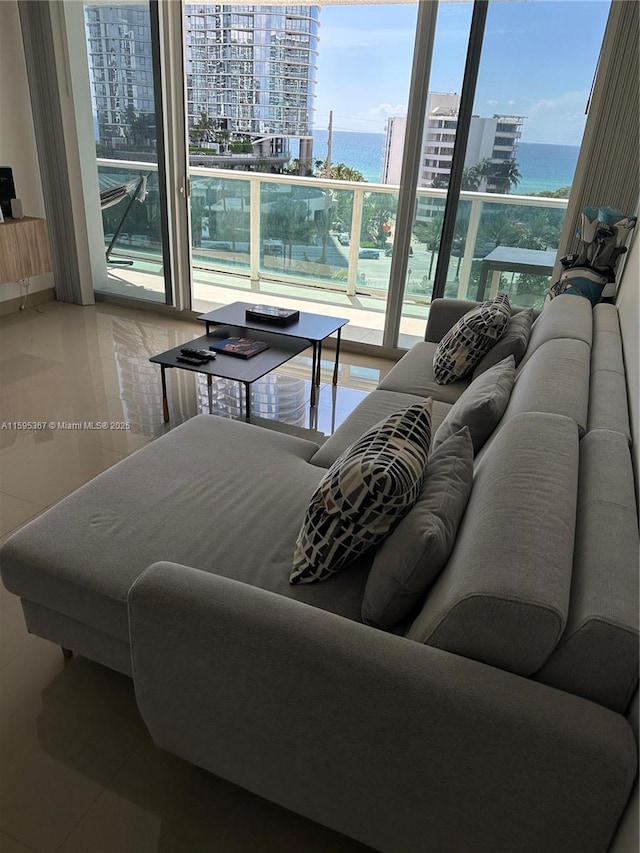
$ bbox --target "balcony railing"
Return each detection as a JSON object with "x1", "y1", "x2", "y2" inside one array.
[{"x1": 97, "y1": 157, "x2": 568, "y2": 310}]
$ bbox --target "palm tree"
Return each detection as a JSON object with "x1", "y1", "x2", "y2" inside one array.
[
  {"x1": 362, "y1": 193, "x2": 396, "y2": 245},
  {"x1": 190, "y1": 111, "x2": 214, "y2": 147},
  {"x1": 415, "y1": 214, "x2": 444, "y2": 279},
  {"x1": 314, "y1": 161, "x2": 365, "y2": 182},
  {"x1": 481, "y1": 158, "x2": 521, "y2": 194}
]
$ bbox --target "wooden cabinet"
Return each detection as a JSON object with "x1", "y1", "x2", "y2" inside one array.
[{"x1": 0, "y1": 217, "x2": 51, "y2": 284}]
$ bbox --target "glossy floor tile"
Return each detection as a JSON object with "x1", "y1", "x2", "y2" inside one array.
[{"x1": 0, "y1": 299, "x2": 391, "y2": 853}]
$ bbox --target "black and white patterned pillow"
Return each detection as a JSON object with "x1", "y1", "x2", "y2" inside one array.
[
  {"x1": 290, "y1": 399, "x2": 432, "y2": 584},
  {"x1": 433, "y1": 294, "x2": 511, "y2": 385}
]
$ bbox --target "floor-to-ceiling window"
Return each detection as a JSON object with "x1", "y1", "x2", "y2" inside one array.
[
  {"x1": 74, "y1": 0, "x2": 612, "y2": 348},
  {"x1": 85, "y1": 0, "x2": 173, "y2": 305},
  {"x1": 407, "y1": 0, "x2": 610, "y2": 338}
]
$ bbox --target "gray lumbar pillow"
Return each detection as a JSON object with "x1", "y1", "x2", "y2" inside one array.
[
  {"x1": 361, "y1": 427, "x2": 474, "y2": 630},
  {"x1": 432, "y1": 356, "x2": 515, "y2": 454},
  {"x1": 472, "y1": 308, "x2": 534, "y2": 379}
]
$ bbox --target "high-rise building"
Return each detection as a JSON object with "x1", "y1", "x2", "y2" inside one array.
[
  {"x1": 85, "y1": 4, "x2": 155, "y2": 149},
  {"x1": 185, "y1": 4, "x2": 319, "y2": 169},
  {"x1": 85, "y1": 3, "x2": 320, "y2": 170},
  {"x1": 382, "y1": 93, "x2": 524, "y2": 193}
]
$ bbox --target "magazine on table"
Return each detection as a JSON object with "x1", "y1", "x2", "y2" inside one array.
[{"x1": 209, "y1": 337, "x2": 270, "y2": 359}]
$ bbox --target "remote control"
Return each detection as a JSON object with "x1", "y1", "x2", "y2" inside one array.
[
  {"x1": 180, "y1": 347, "x2": 216, "y2": 360},
  {"x1": 177, "y1": 355, "x2": 208, "y2": 366}
]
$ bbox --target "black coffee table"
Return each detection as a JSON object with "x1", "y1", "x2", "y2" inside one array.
[
  {"x1": 150, "y1": 331, "x2": 308, "y2": 423},
  {"x1": 198, "y1": 302, "x2": 349, "y2": 406}
]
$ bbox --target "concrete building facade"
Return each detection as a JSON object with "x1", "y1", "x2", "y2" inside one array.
[{"x1": 382, "y1": 92, "x2": 524, "y2": 193}]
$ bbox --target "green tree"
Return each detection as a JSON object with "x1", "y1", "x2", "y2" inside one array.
[
  {"x1": 362, "y1": 193, "x2": 395, "y2": 246},
  {"x1": 263, "y1": 196, "x2": 314, "y2": 265},
  {"x1": 314, "y1": 161, "x2": 365, "y2": 182},
  {"x1": 533, "y1": 185, "x2": 571, "y2": 199},
  {"x1": 481, "y1": 158, "x2": 521, "y2": 194},
  {"x1": 190, "y1": 111, "x2": 214, "y2": 146}
]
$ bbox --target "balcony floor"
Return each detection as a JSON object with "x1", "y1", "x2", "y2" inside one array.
[{"x1": 100, "y1": 255, "x2": 432, "y2": 350}]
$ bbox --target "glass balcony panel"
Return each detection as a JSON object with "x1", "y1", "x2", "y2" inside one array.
[
  {"x1": 354, "y1": 191, "x2": 397, "y2": 296},
  {"x1": 258, "y1": 181, "x2": 352, "y2": 285},
  {"x1": 190, "y1": 174, "x2": 251, "y2": 272}
]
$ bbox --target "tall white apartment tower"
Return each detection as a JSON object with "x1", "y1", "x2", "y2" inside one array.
[
  {"x1": 184, "y1": 4, "x2": 320, "y2": 168},
  {"x1": 85, "y1": 4, "x2": 320, "y2": 169},
  {"x1": 382, "y1": 93, "x2": 524, "y2": 192}
]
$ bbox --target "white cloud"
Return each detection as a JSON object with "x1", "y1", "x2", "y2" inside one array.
[
  {"x1": 508, "y1": 100, "x2": 516, "y2": 106},
  {"x1": 523, "y1": 89, "x2": 590, "y2": 144},
  {"x1": 370, "y1": 103, "x2": 407, "y2": 119},
  {"x1": 487, "y1": 99, "x2": 498, "y2": 106},
  {"x1": 319, "y1": 25, "x2": 414, "y2": 52}
]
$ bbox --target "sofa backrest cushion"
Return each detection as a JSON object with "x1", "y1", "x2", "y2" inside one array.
[
  {"x1": 587, "y1": 303, "x2": 631, "y2": 442},
  {"x1": 520, "y1": 294, "x2": 593, "y2": 367},
  {"x1": 535, "y1": 430, "x2": 639, "y2": 712},
  {"x1": 472, "y1": 308, "x2": 534, "y2": 379},
  {"x1": 377, "y1": 341, "x2": 471, "y2": 404},
  {"x1": 310, "y1": 390, "x2": 429, "y2": 469},
  {"x1": 507, "y1": 337, "x2": 591, "y2": 437},
  {"x1": 361, "y1": 427, "x2": 474, "y2": 630},
  {"x1": 432, "y1": 356, "x2": 515, "y2": 454},
  {"x1": 291, "y1": 399, "x2": 433, "y2": 584},
  {"x1": 405, "y1": 412, "x2": 578, "y2": 677}
]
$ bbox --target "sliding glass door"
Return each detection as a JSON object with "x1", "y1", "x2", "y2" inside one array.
[
  {"x1": 412, "y1": 0, "x2": 611, "y2": 329},
  {"x1": 84, "y1": 0, "x2": 173, "y2": 304}
]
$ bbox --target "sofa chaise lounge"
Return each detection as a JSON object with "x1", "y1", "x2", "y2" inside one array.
[{"x1": 1, "y1": 291, "x2": 638, "y2": 853}]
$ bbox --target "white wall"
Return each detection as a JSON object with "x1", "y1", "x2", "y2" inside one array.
[{"x1": 0, "y1": 0, "x2": 54, "y2": 303}]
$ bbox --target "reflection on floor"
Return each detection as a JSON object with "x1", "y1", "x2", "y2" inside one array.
[{"x1": 0, "y1": 298, "x2": 395, "y2": 853}]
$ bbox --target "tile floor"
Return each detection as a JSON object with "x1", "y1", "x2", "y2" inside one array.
[{"x1": 0, "y1": 299, "x2": 396, "y2": 853}]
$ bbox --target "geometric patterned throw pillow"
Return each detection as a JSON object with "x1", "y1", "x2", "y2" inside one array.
[
  {"x1": 290, "y1": 398, "x2": 433, "y2": 584},
  {"x1": 433, "y1": 293, "x2": 511, "y2": 385}
]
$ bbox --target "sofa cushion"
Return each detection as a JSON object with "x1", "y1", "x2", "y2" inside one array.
[
  {"x1": 433, "y1": 294, "x2": 511, "y2": 385},
  {"x1": 310, "y1": 390, "x2": 428, "y2": 469},
  {"x1": 378, "y1": 341, "x2": 471, "y2": 404},
  {"x1": 472, "y1": 308, "x2": 534, "y2": 378},
  {"x1": 432, "y1": 356, "x2": 515, "y2": 454},
  {"x1": 520, "y1": 293, "x2": 592, "y2": 366},
  {"x1": 587, "y1": 304, "x2": 631, "y2": 442},
  {"x1": 506, "y1": 337, "x2": 591, "y2": 437},
  {"x1": 291, "y1": 399, "x2": 433, "y2": 584},
  {"x1": 361, "y1": 427, "x2": 474, "y2": 630},
  {"x1": 535, "y1": 430, "x2": 639, "y2": 713},
  {"x1": 406, "y1": 412, "x2": 578, "y2": 677},
  {"x1": 0, "y1": 416, "x2": 373, "y2": 641}
]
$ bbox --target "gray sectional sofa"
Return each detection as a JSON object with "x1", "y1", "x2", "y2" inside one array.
[{"x1": 1, "y1": 293, "x2": 638, "y2": 853}]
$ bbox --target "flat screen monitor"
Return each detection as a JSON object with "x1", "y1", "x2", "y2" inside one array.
[{"x1": 0, "y1": 167, "x2": 16, "y2": 218}]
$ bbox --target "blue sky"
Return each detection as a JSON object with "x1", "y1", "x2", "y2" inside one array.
[{"x1": 313, "y1": 1, "x2": 611, "y2": 145}]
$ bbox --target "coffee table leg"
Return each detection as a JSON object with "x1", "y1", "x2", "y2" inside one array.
[
  {"x1": 333, "y1": 328, "x2": 342, "y2": 385},
  {"x1": 244, "y1": 382, "x2": 251, "y2": 423},
  {"x1": 310, "y1": 342, "x2": 318, "y2": 407},
  {"x1": 161, "y1": 366, "x2": 170, "y2": 423},
  {"x1": 207, "y1": 374, "x2": 213, "y2": 414}
]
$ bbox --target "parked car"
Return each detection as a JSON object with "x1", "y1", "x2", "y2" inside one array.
[
  {"x1": 337, "y1": 234, "x2": 350, "y2": 246},
  {"x1": 358, "y1": 248, "x2": 380, "y2": 259}
]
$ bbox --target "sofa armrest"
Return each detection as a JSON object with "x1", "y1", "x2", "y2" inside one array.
[
  {"x1": 424, "y1": 297, "x2": 481, "y2": 342},
  {"x1": 129, "y1": 562, "x2": 637, "y2": 853}
]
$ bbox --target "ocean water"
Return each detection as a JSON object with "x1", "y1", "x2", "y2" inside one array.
[{"x1": 311, "y1": 129, "x2": 580, "y2": 195}]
